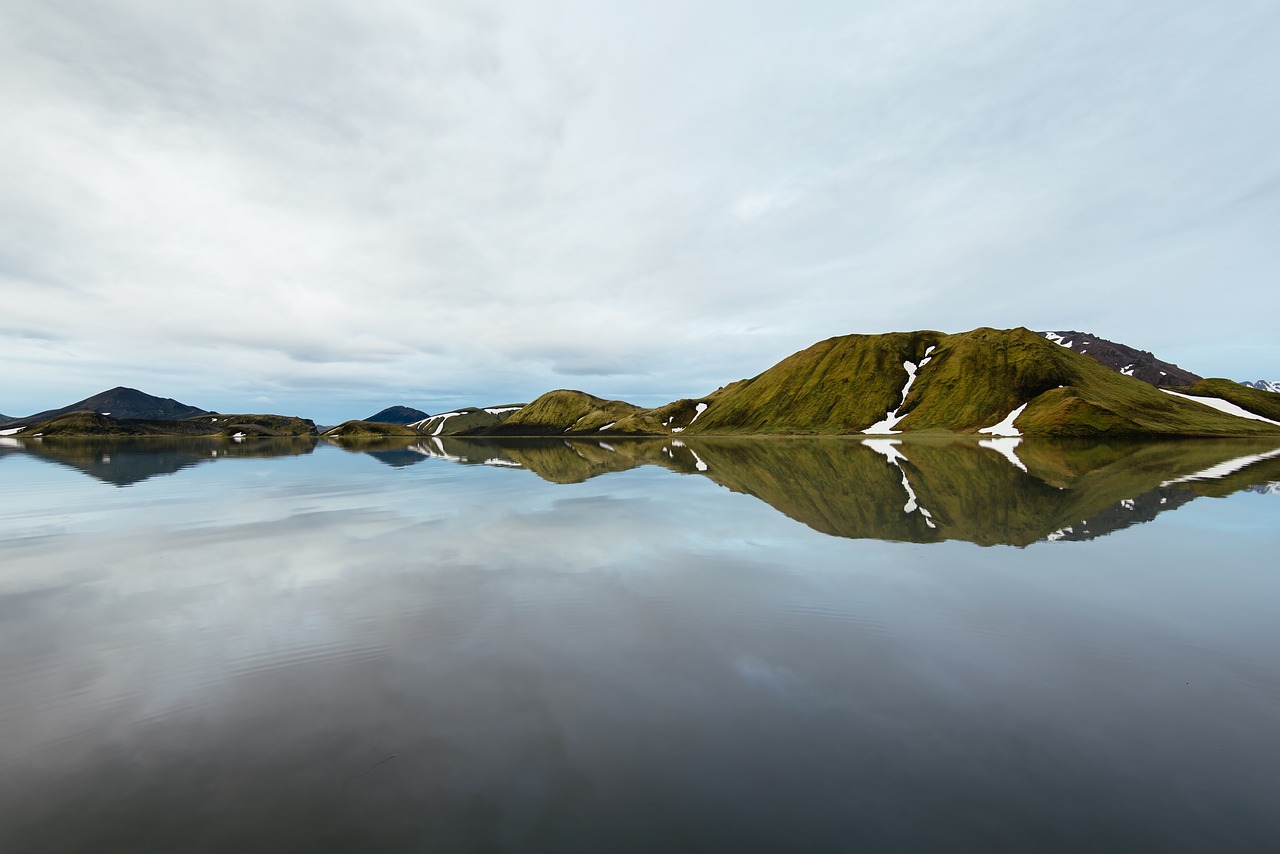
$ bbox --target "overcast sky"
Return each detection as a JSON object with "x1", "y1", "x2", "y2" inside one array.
[{"x1": 2, "y1": 0, "x2": 1278, "y2": 423}]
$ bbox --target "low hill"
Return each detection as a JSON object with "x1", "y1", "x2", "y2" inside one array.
[
  {"x1": 10, "y1": 411, "x2": 317, "y2": 438},
  {"x1": 363, "y1": 405, "x2": 430, "y2": 424},
  {"x1": 325, "y1": 420, "x2": 420, "y2": 439},
  {"x1": 8, "y1": 387, "x2": 208, "y2": 428},
  {"x1": 1037, "y1": 331, "x2": 1201, "y2": 386},
  {"x1": 486, "y1": 391, "x2": 650, "y2": 436},
  {"x1": 412, "y1": 404, "x2": 526, "y2": 436}
]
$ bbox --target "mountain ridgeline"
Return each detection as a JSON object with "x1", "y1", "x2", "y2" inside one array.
[
  {"x1": 6, "y1": 329, "x2": 1279, "y2": 440},
  {"x1": 483, "y1": 327, "x2": 1280, "y2": 438}
]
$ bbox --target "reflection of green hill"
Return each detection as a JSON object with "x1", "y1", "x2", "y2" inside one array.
[
  {"x1": 450, "y1": 436, "x2": 1280, "y2": 546},
  {"x1": 9, "y1": 437, "x2": 317, "y2": 486}
]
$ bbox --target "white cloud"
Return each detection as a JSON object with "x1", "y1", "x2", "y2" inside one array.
[{"x1": 1, "y1": 0, "x2": 1278, "y2": 421}]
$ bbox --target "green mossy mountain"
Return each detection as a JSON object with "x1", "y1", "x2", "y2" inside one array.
[
  {"x1": 490, "y1": 391, "x2": 648, "y2": 435},
  {"x1": 412, "y1": 404, "x2": 527, "y2": 436},
  {"x1": 324, "y1": 420, "x2": 420, "y2": 439},
  {"x1": 491, "y1": 328, "x2": 1280, "y2": 438},
  {"x1": 1169, "y1": 379, "x2": 1280, "y2": 423},
  {"x1": 11, "y1": 411, "x2": 317, "y2": 438}
]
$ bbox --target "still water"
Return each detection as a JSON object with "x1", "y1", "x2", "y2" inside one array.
[{"x1": 1, "y1": 435, "x2": 1278, "y2": 852}]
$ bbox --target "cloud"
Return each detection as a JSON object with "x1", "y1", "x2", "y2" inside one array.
[{"x1": 1, "y1": 0, "x2": 1278, "y2": 421}]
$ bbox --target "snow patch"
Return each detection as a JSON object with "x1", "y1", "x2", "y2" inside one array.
[
  {"x1": 598, "y1": 422, "x2": 615, "y2": 431},
  {"x1": 1121, "y1": 364, "x2": 1135, "y2": 376},
  {"x1": 978, "y1": 403, "x2": 1027, "y2": 437},
  {"x1": 688, "y1": 402, "x2": 709, "y2": 426},
  {"x1": 862, "y1": 360, "x2": 920, "y2": 434},
  {"x1": 484, "y1": 407, "x2": 522, "y2": 415},
  {"x1": 1161, "y1": 390, "x2": 1280, "y2": 426},
  {"x1": 0, "y1": 427, "x2": 22, "y2": 436}
]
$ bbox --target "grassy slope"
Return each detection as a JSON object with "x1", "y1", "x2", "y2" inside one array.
[
  {"x1": 686, "y1": 327, "x2": 1280, "y2": 438},
  {"x1": 324, "y1": 420, "x2": 420, "y2": 438},
  {"x1": 686, "y1": 331, "x2": 943, "y2": 435},
  {"x1": 1168, "y1": 379, "x2": 1280, "y2": 422},
  {"x1": 491, "y1": 391, "x2": 646, "y2": 435},
  {"x1": 15, "y1": 411, "x2": 318, "y2": 437}
]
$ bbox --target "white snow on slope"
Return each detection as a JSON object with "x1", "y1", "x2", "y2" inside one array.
[
  {"x1": 1162, "y1": 447, "x2": 1280, "y2": 486},
  {"x1": 1161, "y1": 390, "x2": 1280, "y2": 426},
  {"x1": 688, "y1": 402, "x2": 709, "y2": 426},
  {"x1": 598, "y1": 422, "x2": 615, "y2": 431},
  {"x1": 484, "y1": 407, "x2": 523, "y2": 415},
  {"x1": 979, "y1": 437, "x2": 1028, "y2": 472},
  {"x1": 979, "y1": 403, "x2": 1027, "y2": 437},
  {"x1": 0, "y1": 427, "x2": 22, "y2": 436},
  {"x1": 1044, "y1": 333, "x2": 1074, "y2": 349},
  {"x1": 863, "y1": 360, "x2": 920, "y2": 434}
]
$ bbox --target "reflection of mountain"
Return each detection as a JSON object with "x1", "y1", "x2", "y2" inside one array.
[
  {"x1": 430, "y1": 436, "x2": 1280, "y2": 547},
  {"x1": 6, "y1": 437, "x2": 317, "y2": 487},
  {"x1": 9, "y1": 434, "x2": 1278, "y2": 543}
]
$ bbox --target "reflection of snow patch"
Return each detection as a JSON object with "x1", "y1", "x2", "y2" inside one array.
[
  {"x1": 979, "y1": 437, "x2": 1027, "y2": 472},
  {"x1": 863, "y1": 438, "x2": 907, "y2": 465},
  {"x1": 1120, "y1": 498, "x2": 1135, "y2": 510},
  {"x1": 979, "y1": 403, "x2": 1027, "y2": 437},
  {"x1": 1046, "y1": 525, "x2": 1074, "y2": 541},
  {"x1": 1161, "y1": 390, "x2": 1280, "y2": 426},
  {"x1": 863, "y1": 439, "x2": 933, "y2": 525},
  {"x1": 484, "y1": 458, "x2": 523, "y2": 468},
  {"x1": 1162, "y1": 447, "x2": 1280, "y2": 485}
]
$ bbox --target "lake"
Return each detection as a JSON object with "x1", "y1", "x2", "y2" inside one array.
[{"x1": 1, "y1": 434, "x2": 1278, "y2": 852}]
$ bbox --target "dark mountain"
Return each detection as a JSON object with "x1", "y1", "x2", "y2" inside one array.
[
  {"x1": 364, "y1": 405, "x2": 430, "y2": 424},
  {"x1": 1037, "y1": 331, "x2": 1201, "y2": 386},
  {"x1": 9, "y1": 387, "x2": 208, "y2": 428},
  {"x1": 0, "y1": 413, "x2": 13, "y2": 426},
  {"x1": 1241, "y1": 380, "x2": 1280, "y2": 394}
]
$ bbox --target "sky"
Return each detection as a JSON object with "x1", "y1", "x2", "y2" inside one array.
[{"x1": 2, "y1": 0, "x2": 1278, "y2": 424}]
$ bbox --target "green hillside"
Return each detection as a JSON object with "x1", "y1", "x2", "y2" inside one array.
[
  {"x1": 490, "y1": 391, "x2": 648, "y2": 435},
  {"x1": 684, "y1": 327, "x2": 1280, "y2": 438},
  {"x1": 10, "y1": 411, "x2": 318, "y2": 438}
]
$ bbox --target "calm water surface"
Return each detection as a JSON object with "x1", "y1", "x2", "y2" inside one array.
[{"x1": 1, "y1": 436, "x2": 1278, "y2": 852}]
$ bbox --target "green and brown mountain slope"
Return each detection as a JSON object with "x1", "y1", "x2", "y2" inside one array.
[
  {"x1": 486, "y1": 328, "x2": 1280, "y2": 438},
  {"x1": 684, "y1": 327, "x2": 1280, "y2": 438},
  {"x1": 487, "y1": 392, "x2": 650, "y2": 435},
  {"x1": 9, "y1": 411, "x2": 317, "y2": 438},
  {"x1": 1166, "y1": 379, "x2": 1280, "y2": 423},
  {"x1": 411, "y1": 404, "x2": 527, "y2": 435}
]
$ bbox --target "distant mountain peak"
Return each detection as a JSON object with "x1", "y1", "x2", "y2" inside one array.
[
  {"x1": 1241, "y1": 380, "x2": 1280, "y2": 394},
  {"x1": 363, "y1": 405, "x2": 430, "y2": 425},
  {"x1": 1037, "y1": 330, "x2": 1201, "y2": 387},
  {"x1": 8, "y1": 387, "x2": 208, "y2": 428}
]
